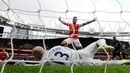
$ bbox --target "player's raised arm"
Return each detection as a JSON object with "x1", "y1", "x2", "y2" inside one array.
[
  {"x1": 79, "y1": 17, "x2": 97, "y2": 27},
  {"x1": 59, "y1": 17, "x2": 69, "y2": 26}
]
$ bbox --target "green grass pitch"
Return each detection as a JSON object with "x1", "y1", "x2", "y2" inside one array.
[{"x1": 0, "y1": 65, "x2": 130, "y2": 73}]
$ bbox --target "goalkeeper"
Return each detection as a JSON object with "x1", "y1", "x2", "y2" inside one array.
[{"x1": 32, "y1": 39, "x2": 130, "y2": 66}]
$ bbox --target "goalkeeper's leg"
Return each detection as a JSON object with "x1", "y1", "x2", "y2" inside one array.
[
  {"x1": 78, "y1": 59, "x2": 130, "y2": 66},
  {"x1": 105, "y1": 59, "x2": 130, "y2": 66}
]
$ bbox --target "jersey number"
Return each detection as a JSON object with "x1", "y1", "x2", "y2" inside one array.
[{"x1": 54, "y1": 52, "x2": 69, "y2": 60}]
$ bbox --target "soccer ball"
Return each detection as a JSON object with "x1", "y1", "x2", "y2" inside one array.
[{"x1": 89, "y1": 28, "x2": 95, "y2": 34}]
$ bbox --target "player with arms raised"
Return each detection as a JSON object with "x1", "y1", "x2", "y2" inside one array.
[{"x1": 59, "y1": 16, "x2": 97, "y2": 49}]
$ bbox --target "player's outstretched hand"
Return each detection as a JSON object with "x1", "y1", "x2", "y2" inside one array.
[
  {"x1": 93, "y1": 17, "x2": 97, "y2": 21},
  {"x1": 59, "y1": 17, "x2": 61, "y2": 21},
  {"x1": 14, "y1": 60, "x2": 26, "y2": 66}
]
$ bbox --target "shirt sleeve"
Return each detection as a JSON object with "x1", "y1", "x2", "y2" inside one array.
[{"x1": 5, "y1": 52, "x2": 9, "y2": 58}]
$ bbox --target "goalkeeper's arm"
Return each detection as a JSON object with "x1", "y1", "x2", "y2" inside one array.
[
  {"x1": 24, "y1": 61, "x2": 50, "y2": 66},
  {"x1": 24, "y1": 64, "x2": 41, "y2": 66}
]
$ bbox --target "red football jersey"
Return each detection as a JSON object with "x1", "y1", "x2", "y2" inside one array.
[
  {"x1": 0, "y1": 52, "x2": 8, "y2": 61},
  {"x1": 68, "y1": 24, "x2": 79, "y2": 39}
]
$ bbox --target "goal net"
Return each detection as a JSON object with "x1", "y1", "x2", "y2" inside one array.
[{"x1": 0, "y1": 0, "x2": 130, "y2": 73}]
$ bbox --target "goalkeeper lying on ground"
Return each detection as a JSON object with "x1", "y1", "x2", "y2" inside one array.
[{"x1": 31, "y1": 39, "x2": 130, "y2": 66}]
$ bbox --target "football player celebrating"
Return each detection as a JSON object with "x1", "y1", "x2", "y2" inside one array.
[{"x1": 59, "y1": 16, "x2": 97, "y2": 50}]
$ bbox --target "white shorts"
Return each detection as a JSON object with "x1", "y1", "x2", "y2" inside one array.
[
  {"x1": 64, "y1": 38, "x2": 82, "y2": 47},
  {"x1": 0, "y1": 60, "x2": 5, "y2": 66}
]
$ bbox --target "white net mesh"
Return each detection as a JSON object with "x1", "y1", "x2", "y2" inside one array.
[
  {"x1": 0, "y1": 0, "x2": 130, "y2": 40},
  {"x1": 0, "y1": 0, "x2": 130, "y2": 73}
]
